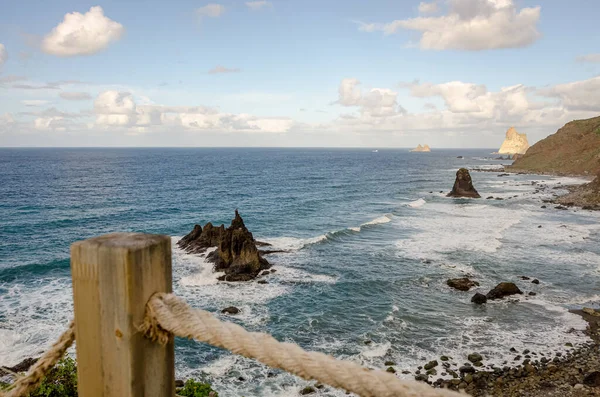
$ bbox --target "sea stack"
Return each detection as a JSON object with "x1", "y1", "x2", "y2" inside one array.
[
  {"x1": 499, "y1": 127, "x2": 529, "y2": 155},
  {"x1": 178, "y1": 210, "x2": 271, "y2": 281},
  {"x1": 410, "y1": 144, "x2": 431, "y2": 152},
  {"x1": 447, "y1": 168, "x2": 481, "y2": 198}
]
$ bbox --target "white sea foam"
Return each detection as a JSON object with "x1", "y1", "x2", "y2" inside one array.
[
  {"x1": 261, "y1": 235, "x2": 327, "y2": 251},
  {"x1": 407, "y1": 198, "x2": 426, "y2": 208}
]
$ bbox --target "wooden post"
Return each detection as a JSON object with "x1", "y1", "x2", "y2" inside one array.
[{"x1": 71, "y1": 233, "x2": 175, "y2": 397}]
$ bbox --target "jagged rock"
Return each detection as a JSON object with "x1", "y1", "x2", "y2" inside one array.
[
  {"x1": 178, "y1": 210, "x2": 270, "y2": 281},
  {"x1": 447, "y1": 168, "x2": 481, "y2": 198},
  {"x1": 498, "y1": 127, "x2": 529, "y2": 155},
  {"x1": 584, "y1": 371, "x2": 600, "y2": 386},
  {"x1": 0, "y1": 357, "x2": 38, "y2": 375},
  {"x1": 471, "y1": 293, "x2": 487, "y2": 305},
  {"x1": 410, "y1": 144, "x2": 431, "y2": 152},
  {"x1": 447, "y1": 277, "x2": 479, "y2": 291},
  {"x1": 486, "y1": 282, "x2": 523, "y2": 300},
  {"x1": 468, "y1": 353, "x2": 483, "y2": 363},
  {"x1": 300, "y1": 386, "x2": 316, "y2": 395}
]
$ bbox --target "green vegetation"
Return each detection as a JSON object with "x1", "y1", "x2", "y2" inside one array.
[
  {"x1": 2, "y1": 359, "x2": 217, "y2": 397},
  {"x1": 177, "y1": 379, "x2": 219, "y2": 397},
  {"x1": 594, "y1": 126, "x2": 600, "y2": 135},
  {"x1": 30, "y1": 357, "x2": 78, "y2": 397}
]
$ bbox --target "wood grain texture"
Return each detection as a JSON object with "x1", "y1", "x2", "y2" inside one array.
[{"x1": 71, "y1": 233, "x2": 174, "y2": 397}]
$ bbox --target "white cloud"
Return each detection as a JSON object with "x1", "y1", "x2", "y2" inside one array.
[
  {"x1": 0, "y1": 44, "x2": 7, "y2": 68},
  {"x1": 60, "y1": 92, "x2": 92, "y2": 100},
  {"x1": 538, "y1": 76, "x2": 600, "y2": 112},
  {"x1": 246, "y1": 1, "x2": 270, "y2": 10},
  {"x1": 336, "y1": 78, "x2": 403, "y2": 117},
  {"x1": 576, "y1": 53, "x2": 600, "y2": 63},
  {"x1": 42, "y1": 6, "x2": 124, "y2": 56},
  {"x1": 208, "y1": 66, "x2": 241, "y2": 74},
  {"x1": 34, "y1": 116, "x2": 66, "y2": 131},
  {"x1": 0, "y1": 113, "x2": 15, "y2": 134},
  {"x1": 360, "y1": 0, "x2": 541, "y2": 50},
  {"x1": 92, "y1": 90, "x2": 293, "y2": 133},
  {"x1": 418, "y1": 1, "x2": 438, "y2": 14},
  {"x1": 21, "y1": 100, "x2": 50, "y2": 107},
  {"x1": 196, "y1": 4, "x2": 226, "y2": 18}
]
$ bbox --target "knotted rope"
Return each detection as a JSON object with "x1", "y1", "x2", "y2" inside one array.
[
  {"x1": 1, "y1": 321, "x2": 75, "y2": 397},
  {"x1": 141, "y1": 292, "x2": 462, "y2": 397}
]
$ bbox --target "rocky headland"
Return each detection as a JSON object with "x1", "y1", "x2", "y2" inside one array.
[
  {"x1": 178, "y1": 210, "x2": 271, "y2": 281},
  {"x1": 447, "y1": 168, "x2": 481, "y2": 198},
  {"x1": 410, "y1": 144, "x2": 431, "y2": 152},
  {"x1": 499, "y1": 127, "x2": 530, "y2": 155}
]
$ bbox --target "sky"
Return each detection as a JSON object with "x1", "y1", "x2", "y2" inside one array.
[{"x1": 0, "y1": 0, "x2": 599, "y2": 147}]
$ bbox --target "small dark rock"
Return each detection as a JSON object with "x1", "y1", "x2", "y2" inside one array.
[
  {"x1": 531, "y1": 279, "x2": 540, "y2": 284},
  {"x1": 300, "y1": 386, "x2": 316, "y2": 395},
  {"x1": 384, "y1": 361, "x2": 395, "y2": 366},
  {"x1": 447, "y1": 277, "x2": 479, "y2": 291},
  {"x1": 221, "y1": 306, "x2": 240, "y2": 315},
  {"x1": 528, "y1": 292, "x2": 537, "y2": 296},
  {"x1": 468, "y1": 353, "x2": 483, "y2": 363},
  {"x1": 257, "y1": 280, "x2": 268, "y2": 284},
  {"x1": 386, "y1": 366, "x2": 396, "y2": 373},
  {"x1": 486, "y1": 282, "x2": 523, "y2": 300},
  {"x1": 471, "y1": 293, "x2": 487, "y2": 304},
  {"x1": 584, "y1": 371, "x2": 600, "y2": 387},
  {"x1": 424, "y1": 360, "x2": 438, "y2": 370},
  {"x1": 415, "y1": 374, "x2": 429, "y2": 382},
  {"x1": 175, "y1": 380, "x2": 185, "y2": 388},
  {"x1": 459, "y1": 365, "x2": 476, "y2": 374}
]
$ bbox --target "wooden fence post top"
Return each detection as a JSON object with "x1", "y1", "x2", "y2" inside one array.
[{"x1": 72, "y1": 232, "x2": 170, "y2": 250}]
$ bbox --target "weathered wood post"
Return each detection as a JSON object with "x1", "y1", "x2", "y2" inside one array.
[{"x1": 71, "y1": 233, "x2": 175, "y2": 397}]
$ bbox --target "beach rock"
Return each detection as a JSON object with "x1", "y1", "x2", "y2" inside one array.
[
  {"x1": 300, "y1": 386, "x2": 316, "y2": 395},
  {"x1": 498, "y1": 127, "x2": 530, "y2": 155},
  {"x1": 486, "y1": 282, "x2": 523, "y2": 300},
  {"x1": 175, "y1": 380, "x2": 185, "y2": 388},
  {"x1": 531, "y1": 279, "x2": 540, "y2": 284},
  {"x1": 221, "y1": 306, "x2": 240, "y2": 315},
  {"x1": 447, "y1": 277, "x2": 479, "y2": 291},
  {"x1": 415, "y1": 374, "x2": 429, "y2": 382},
  {"x1": 386, "y1": 367, "x2": 396, "y2": 373},
  {"x1": 584, "y1": 371, "x2": 600, "y2": 386},
  {"x1": 471, "y1": 293, "x2": 487, "y2": 305},
  {"x1": 179, "y1": 210, "x2": 270, "y2": 281},
  {"x1": 424, "y1": 360, "x2": 438, "y2": 370},
  {"x1": 447, "y1": 168, "x2": 481, "y2": 198},
  {"x1": 460, "y1": 365, "x2": 476, "y2": 374},
  {"x1": 468, "y1": 353, "x2": 483, "y2": 363},
  {"x1": 582, "y1": 307, "x2": 600, "y2": 317}
]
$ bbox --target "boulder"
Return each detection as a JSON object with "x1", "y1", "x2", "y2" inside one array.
[
  {"x1": 447, "y1": 168, "x2": 481, "y2": 198},
  {"x1": 471, "y1": 293, "x2": 487, "y2": 304},
  {"x1": 221, "y1": 306, "x2": 240, "y2": 315},
  {"x1": 178, "y1": 210, "x2": 270, "y2": 281},
  {"x1": 447, "y1": 277, "x2": 479, "y2": 291},
  {"x1": 584, "y1": 371, "x2": 600, "y2": 387},
  {"x1": 486, "y1": 282, "x2": 523, "y2": 300}
]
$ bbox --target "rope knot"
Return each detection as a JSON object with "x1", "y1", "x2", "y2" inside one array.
[{"x1": 140, "y1": 292, "x2": 172, "y2": 345}]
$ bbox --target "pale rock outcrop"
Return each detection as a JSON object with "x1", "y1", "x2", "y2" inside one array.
[
  {"x1": 410, "y1": 144, "x2": 431, "y2": 152},
  {"x1": 499, "y1": 127, "x2": 529, "y2": 155}
]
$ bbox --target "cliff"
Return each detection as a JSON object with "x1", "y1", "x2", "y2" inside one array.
[
  {"x1": 509, "y1": 116, "x2": 600, "y2": 176},
  {"x1": 410, "y1": 144, "x2": 431, "y2": 152},
  {"x1": 498, "y1": 127, "x2": 529, "y2": 155}
]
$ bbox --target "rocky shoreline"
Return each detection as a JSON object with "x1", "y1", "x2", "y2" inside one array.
[{"x1": 392, "y1": 308, "x2": 600, "y2": 396}]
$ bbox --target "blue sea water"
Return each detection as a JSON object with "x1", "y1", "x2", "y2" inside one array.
[{"x1": 1, "y1": 148, "x2": 599, "y2": 396}]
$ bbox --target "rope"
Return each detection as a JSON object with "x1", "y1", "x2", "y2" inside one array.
[
  {"x1": 141, "y1": 293, "x2": 463, "y2": 397},
  {"x1": 1, "y1": 321, "x2": 75, "y2": 397}
]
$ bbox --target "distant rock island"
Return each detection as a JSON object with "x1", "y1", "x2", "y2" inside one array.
[
  {"x1": 410, "y1": 144, "x2": 431, "y2": 152},
  {"x1": 498, "y1": 127, "x2": 529, "y2": 155},
  {"x1": 178, "y1": 210, "x2": 271, "y2": 281}
]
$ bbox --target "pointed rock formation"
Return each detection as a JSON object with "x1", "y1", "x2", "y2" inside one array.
[
  {"x1": 410, "y1": 144, "x2": 431, "y2": 152},
  {"x1": 499, "y1": 127, "x2": 529, "y2": 155},
  {"x1": 447, "y1": 168, "x2": 481, "y2": 198},
  {"x1": 178, "y1": 210, "x2": 270, "y2": 281}
]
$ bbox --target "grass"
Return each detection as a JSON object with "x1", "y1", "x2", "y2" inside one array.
[{"x1": 177, "y1": 379, "x2": 219, "y2": 397}]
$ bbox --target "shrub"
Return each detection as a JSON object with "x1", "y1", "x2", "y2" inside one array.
[
  {"x1": 178, "y1": 379, "x2": 219, "y2": 397},
  {"x1": 30, "y1": 357, "x2": 78, "y2": 397}
]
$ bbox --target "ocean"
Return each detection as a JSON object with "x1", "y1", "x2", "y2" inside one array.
[{"x1": 1, "y1": 148, "x2": 599, "y2": 396}]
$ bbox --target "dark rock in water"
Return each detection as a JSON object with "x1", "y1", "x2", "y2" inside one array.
[
  {"x1": 386, "y1": 366, "x2": 396, "y2": 373},
  {"x1": 179, "y1": 210, "x2": 270, "y2": 281},
  {"x1": 424, "y1": 360, "x2": 438, "y2": 370},
  {"x1": 0, "y1": 357, "x2": 38, "y2": 375},
  {"x1": 468, "y1": 353, "x2": 483, "y2": 363},
  {"x1": 459, "y1": 365, "x2": 476, "y2": 374},
  {"x1": 384, "y1": 360, "x2": 395, "y2": 366},
  {"x1": 531, "y1": 279, "x2": 540, "y2": 284},
  {"x1": 457, "y1": 156, "x2": 464, "y2": 159},
  {"x1": 555, "y1": 205, "x2": 568, "y2": 210},
  {"x1": 257, "y1": 280, "x2": 268, "y2": 284},
  {"x1": 175, "y1": 380, "x2": 185, "y2": 388},
  {"x1": 255, "y1": 240, "x2": 272, "y2": 247},
  {"x1": 520, "y1": 276, "x2": 531, "y2": 280},
  {"x1": 486, "y1": 282, "x2": 523, "y2": 300},
  {"x1": 541, "y1": 205, "x2": 547, "y2": 208},
  {"x1": 471, "y1": 293, "x2": 487, "y2": 305},
  {"x1": 447, "y1": 277, "x2": 479, "y2": 291},
  {"x1": 495, "y1": 197, "x2": 504, "y2": 200},
  {"x1": 447, "y1": 168, "x2": 481, "y2": 198},
  {"x1": 415, "y1": 374, "x2": 429, "y2": 382},
  {"x1": 300, "y1": 386, "x2": 316, "y2": 395},
  {"x1": 221, "y1": 306, "x2": 240, "y2": 315},
  {"x1": 584, "y1": 371, "x2": 600, "y2": 387},
  {"x1": 528, "y1": 292, "x2": 537, "y2": 296},
  {"x1": 486, "y1": 196, "x2": 494, "y2": 199}
]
